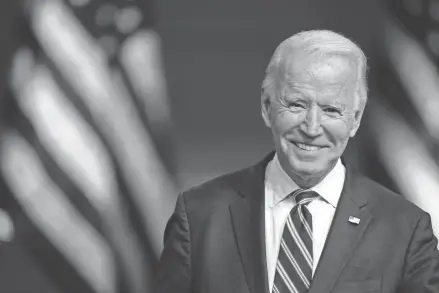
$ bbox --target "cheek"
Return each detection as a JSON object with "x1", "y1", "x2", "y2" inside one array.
[
  {"x1": 324, "y1": 118, "x2": 353, "y2": 145},
  {"x1": 271, "y1": 111, "x2": 301, "y2": 135}
]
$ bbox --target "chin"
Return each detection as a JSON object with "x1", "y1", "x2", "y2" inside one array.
[
  {"x1": 277, "y1": 144, "x2": 335, "y2": 178},
  {"x1": 290, "y1": 160, "x2": 327, "y2": 178}
]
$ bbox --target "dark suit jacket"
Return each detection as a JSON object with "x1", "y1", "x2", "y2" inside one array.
[{"x1": 155, "y1": 153, "x2": 439, "y2": 293}]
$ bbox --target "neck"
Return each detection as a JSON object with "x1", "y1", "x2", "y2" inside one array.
[{"x1": 291, "y1": 175, "x2": 323, "y2": 189}]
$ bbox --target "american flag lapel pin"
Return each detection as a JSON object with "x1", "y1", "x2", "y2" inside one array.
[{"x1": 348, "y1": 216, "x2": 360, "y2": 225}]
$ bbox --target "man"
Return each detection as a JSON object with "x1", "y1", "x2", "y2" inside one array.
[{"x1": 155, "y1": 30, "x2": 439, "y2": 293}]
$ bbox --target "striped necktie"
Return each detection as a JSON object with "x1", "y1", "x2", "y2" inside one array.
[{"x1": 272, "y1": 189, "x2": 320, "y2": 293}]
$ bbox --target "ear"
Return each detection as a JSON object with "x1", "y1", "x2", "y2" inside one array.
[
  {"x1": 349, "y1": 107, "x2": 364, "y2": 137},
  {"x1": 261, "y1": 94, "x2": 272, "y2": 128}
]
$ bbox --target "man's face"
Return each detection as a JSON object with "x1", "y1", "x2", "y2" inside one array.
[{"x1": 262, "y1": 53, "x2": 363, "y2": 183}]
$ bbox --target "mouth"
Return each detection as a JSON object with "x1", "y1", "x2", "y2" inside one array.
[{"x1": 291, "y1": 141, "x2": 326, "y2": 152}]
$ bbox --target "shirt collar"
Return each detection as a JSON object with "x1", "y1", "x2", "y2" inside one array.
[{"x1": 265, "y1": 153, "x2": 345, "y2": 208}]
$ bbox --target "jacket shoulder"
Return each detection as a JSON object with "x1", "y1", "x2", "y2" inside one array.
[
  {"x1": 179, "y1": 167, "x2": 250, "y2": 213},
  {"x1": 359, "y1": 175, "x2": 427, "y2": 219}
]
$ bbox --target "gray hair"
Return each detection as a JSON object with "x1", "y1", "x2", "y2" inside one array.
[{"x1": 261, "y1": 30, "x2": 368, "y2": 111}]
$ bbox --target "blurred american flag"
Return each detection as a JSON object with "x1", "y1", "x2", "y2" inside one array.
[
  {"x1": 357, "y1": 0, "x2": 439, "y2": 242},
  {"x1": 0, "y1": 0, "x2": 176, "y2": 292}
]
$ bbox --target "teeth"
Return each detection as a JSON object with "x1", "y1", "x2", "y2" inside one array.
[{"x1": 296, "y1": 143, "x2": 320, "y2": 151}]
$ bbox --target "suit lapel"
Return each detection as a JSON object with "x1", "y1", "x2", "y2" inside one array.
[
  {"x1": 229, "y1": 153, "x2": 274, "y2": 293},
  {"x1": 230, "y1": 197, "x2": 268, "y2": 293},
  {"x1": 228, "y1": 154, "x2": 376, "y2": 293},
  {"x1": 308, "y1": 166, "x2": 374, "y2": 293}
]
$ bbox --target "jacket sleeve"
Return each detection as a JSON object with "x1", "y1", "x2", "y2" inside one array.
[
  {"x1": 399, "y1": 212, "x2": 439, "y2": 293},
  {"x1": 154, "y1": 194, "x2": 191, "y2": 293}
]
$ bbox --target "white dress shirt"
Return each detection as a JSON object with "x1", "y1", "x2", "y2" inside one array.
[{"x1": 265, "y1": 154, "x2": 345, "y2": 292}]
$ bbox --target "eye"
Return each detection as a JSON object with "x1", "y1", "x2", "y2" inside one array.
[
  {"x1": 323, "y1": 107, "x2": 341, "y2": 115},
  {"x1": 288, "y1": 102, "x2": 305, "y2": 109}
]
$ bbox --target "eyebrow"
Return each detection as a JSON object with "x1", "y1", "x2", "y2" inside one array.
[
  {"x1": 281, "y1": 94, "x2": 347, "y2": 109},
  {"x1": 324, "y1": 103, "x2": 346, "y2": 110},
  {"x1": 280, "y1": 94, "x2": 308, "y2": 104},
  {"x1": 284, "y1": 81, "x2": 314, "y2": 92},
  {"x1": 281, "y1": 85, "x2": 310, "y2": 97},
  {"x1": 286, "y1": 78, "x2": 349, "y2": 92}
]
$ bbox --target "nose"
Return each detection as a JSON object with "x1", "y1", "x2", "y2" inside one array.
[{"x1": 300, "y1": 106, "x2": 322, "y2": 137}]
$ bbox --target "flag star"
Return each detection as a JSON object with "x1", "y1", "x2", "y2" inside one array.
[{"x1": 115, "y1": 7, "x2": 143, "y2": 34}]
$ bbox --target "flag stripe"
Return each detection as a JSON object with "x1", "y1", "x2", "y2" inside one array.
[
  {"x1": 384, "y1": 18, "x2": 439, "y2": 142},
  {"x1": 11, "y1": 54, "x2": 152, "y2": 293},
  {"x1": 119, "y1": 30, "x2": 170, "y2": 126},
  {"x1": 0, "y1": 131, "x2": 116, "y2": 293},
  {"x1": 11, "y1": 62, "x2": 117, "y2": 215},
  {"x1": 11, "y1": 49, "x2": 163, "y2": 271},
  {"x1": 30, "y1": 0, "x2": 175, "y2": 255},
  {"x1": 2, "y1": 0, "x2": 175, "y2": 292},
  {"x1": 117, "y1": 39, "x2": 175, "y2": 174},
  {"x1": 30, "y1": 50, "x2": 165, "y2": 266},
  {"x1": 0, "y1": 176, "x2": 97, "y2": 293},
  {"x1": 369, "y1": 7, "x2": 439, "y2": 242},
  {"x1": 6, "y1": 90, "x2": 107, "y2": 240},
  {"x1": 369, "y1": 100, "x2": 439, "y2": 242}
]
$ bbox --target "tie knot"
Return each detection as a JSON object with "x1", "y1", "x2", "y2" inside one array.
[{"x1": 291, "y1": 189, "x2": 319, "y2": 206}]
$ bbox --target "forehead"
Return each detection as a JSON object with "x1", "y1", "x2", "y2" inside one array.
[{"x1": 281, "y1": 51, "x2": 357, "y2": 93}]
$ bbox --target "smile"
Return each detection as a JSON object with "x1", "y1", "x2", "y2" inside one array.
[{"x1": 292, "y1": 142, "x2": 325, "y2": 152}]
